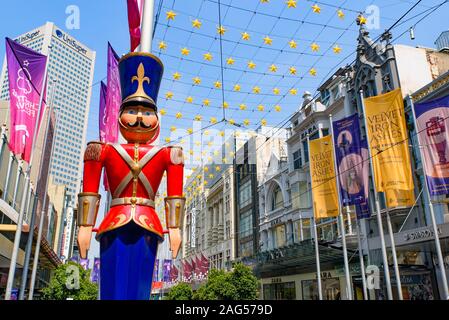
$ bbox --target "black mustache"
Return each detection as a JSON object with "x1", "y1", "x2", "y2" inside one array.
[{"x1": 128, "y1": 120, "x2": 152, "y2": 129}]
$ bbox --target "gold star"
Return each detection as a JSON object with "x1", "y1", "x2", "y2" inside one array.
[
  {"x1": 210, "y1": 117, "x2": 217, "y2": 124},
  {"x1": 261, "y1": 119, "x2": 267, "y2": 126},
  {"x1": 312, "y1": 4, "x2": 321, "y2": 13},
  {"x1": 333, "y1": 45, "x2": 342, "y2": 54},
  {"x1": 229, "y1": 119, "x2": 235, "y2": 125},
  {"x1": 226, "y1": 57, "x2": 235, "y2": 65},
  {"x1": 286, "y1": 0, "x2": 297, "y2": 8},
  {"x1": 165, "y1": 91, "x2": 174, "y2": 99},
  {"x1": 175, "y1": 112, "x2": 183, "y2": 119},
  {"x1": 239, "y1": 103, "x2": 247, "y2": 110},
  {"x1": 243, "y1": 119, "x2": 250, "y2": 126},
  {"x1": 214, "y1": 81, "x2": 222, "y2": 88},
  {"x1": 202, "y1": 99, "x2": 210, "y2": 106},
  {"x1": 203, "y1": 52, "x2": 213, "y2": 61},
  {"x1": 263, "y1": 36, "x2": 273, "y2": 45},
  {"x1": 165, "y1": 137, "x2": 171, "y2": 143},
  {"x1": 252, "y1": 86, "x2": 261, "y2": 94},
  {"x1": 274, "y1": 105, "x2": 281, "y2": 112},
  {"x1": 289, "y1": 66, "x2": 297, "y2": 75},
  {"x1": 337, "y1": 10, "x2": 345, "y2": 19},
  {"x1": 233, "y1": 84, "x2": 241, "y2": 92},
  {"x1": 269, "y1": 64, "x2": 278, "y2": 72},
  {"x1": 193, "y1": 77, "x2": 201, "y2": 85},
  {"x1": 311, "y1": 43, "x2": 320, "y2": 52},
  {"x1": 257, "y1": 105, "x2": 265, "y2": 112},
  {"x1": 216, "y1": 166, "x2": 221, "y2": 171},
  {"x1": 166, "y1": 10, "x2": 177, "y2": 20},
  {"x1": 289, "y1": 40, "x2": 297, "y2": 49},
  {"x1": 217, "y1": 25, "x2": 226, "y2": 35},
  {"x1": 194, "y1": 115, "x2": 203, "y2": 121},
  {"x1": 181, "y1": 47, "x2": 190, "y2": 56},
  {"x1": 158, "y1": 41, "x2": 167, "y2": 50},
  {"x1": 289, "y1": 88, "x2": 298, "y2": 95},
  {"x1": 260, "y1": 0, "x2": 269, "y2": 2},
  {"x1": 309, "y1": 68, "x2": 317, "y2": 76},
  {"x1": 247, "y1": 61, "x2": 256, "y2": 69},
  {"x1": 241, "y1": 32, "x2": 250, "y2": 41},
  {"x1": 192, "y1": 19, "x2": 202, "y2": 28},
  {"x1": 273, "y1": 87, "x2": 280, "y2": 95},
  {"x1": 186, "y1": 96, "x2": 193, "y2": 103},
  {"x1": 187, "y1": 128, "x2": 193, "y2": 134},
  {"x1": 219, "y1": 131, "x2": 225, "y2": 137},
  {"x1": 222, "y1": 102, "x2": 229, "y2": 109},
  {"x1": 172, "y1": 72, "x2": 181, "y2": 80},
  {"x1": 160, "y1": 109, "x2": 167, "y2": 115},
  {"x1": 170, "y1": 126, "x2": 177, "y2": 132},
  {"x1": 358, "y1": 15, "x2": 367, "y2": 25}
]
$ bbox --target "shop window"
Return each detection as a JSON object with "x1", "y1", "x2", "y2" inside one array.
[
  {"x1": 302, "y1": 278, "x2": 341, "y2": 300},
  {"x1": 263, "y1": 282, "x2": 296, "y2": 300}
]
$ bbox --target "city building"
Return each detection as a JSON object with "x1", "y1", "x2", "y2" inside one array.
[{"x1": 0, "y1": 21, "x2": 96, "y2": 209}]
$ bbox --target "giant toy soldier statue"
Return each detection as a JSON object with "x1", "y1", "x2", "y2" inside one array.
[{"x1": 76, "y1": 52, "x2": 184, "y2": 300}]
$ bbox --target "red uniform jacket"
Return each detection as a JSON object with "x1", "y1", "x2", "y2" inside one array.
[{"x1": 82, "y1": 142, "x2": 184, "y2": 239}]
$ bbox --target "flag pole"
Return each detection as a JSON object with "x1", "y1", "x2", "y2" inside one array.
[
  {"x1": 385, "y1": 208, "x2": 403, "y2": 299},
  {"x1": 356, "y1": 219, "x2": 369, "y2": 300},
  {"x1": 4, "y1": 46, "x2": 50, "y2": 300},
  {"x1": 2, "y1": 153, "x2": 14, "y2": 201},
  {"x1": 329, "y1": 114, "x2": 353, "y2": 300},
  {"x1": 359, "y1": 89, "x2": 393, "y2": 300},
  {"x1": 28, "y1": 77, "x2": 59, "y2": 300},
  {"x1": 140, "y1": 0, "x2": 155, "y2": 53},
  {"x1": 408, "y1": 95, "x2": 449, "y2": 299},
  {"x1": 307, "y1": 133, "x2": 323, "y2": 300}
]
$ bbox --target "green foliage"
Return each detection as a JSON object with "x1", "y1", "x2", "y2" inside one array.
[
  {"x1": 164, "y1": 282, "x2": 193, "y2": 300},
  {"x1": 193, "y1": 263, "x2": 258, "y2": 300},
  {"x1": 41, "y1": 262, "x2": 98, "y2": 300}
]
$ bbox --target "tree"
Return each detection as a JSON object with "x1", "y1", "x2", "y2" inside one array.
[
  {"x1": 165, "y1": 282, "x2": 193, "y2": 300},
  {"x1": 41, "y1": 262, "x2": 98, "y2": 300},
  {"x1": 193, "y1": 263, "x2": 258, "y2": 300}
]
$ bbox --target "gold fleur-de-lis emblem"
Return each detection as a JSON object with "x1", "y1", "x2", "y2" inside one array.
[{"x1": 129, "y1": 63, "x2": 151, "y2": 100}]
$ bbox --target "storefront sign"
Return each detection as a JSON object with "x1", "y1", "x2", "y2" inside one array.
[
  {"x1": 403, "y1": 227, "x2": 441, "y2": 243},
  {"x1": 315, "y1": 271, "x2": 332, "y2": 279}
]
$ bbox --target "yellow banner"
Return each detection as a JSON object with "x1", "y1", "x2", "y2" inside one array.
[
  {"x1": 310, "y1": 135, "x2": 339, "y2": 219},
  {"x1": 385, "y1": 189, "x2": 415, "y2": 208},
  {"x1": 364, "y1": 88, "x2": 414, "y2": 197}
]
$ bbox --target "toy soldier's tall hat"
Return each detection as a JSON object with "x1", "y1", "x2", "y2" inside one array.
[{"x1": 118, "y1": 52, "x2": 164, "y2": 111}]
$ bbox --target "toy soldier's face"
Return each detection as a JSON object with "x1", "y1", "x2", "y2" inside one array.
[{"x1": 119, "y1": 104, "x2": 160, "y2": 143}]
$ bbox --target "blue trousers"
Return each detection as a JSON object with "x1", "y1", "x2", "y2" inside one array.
[{"x1": 99, "y1": 222, "x2": 159, "y2": 300}]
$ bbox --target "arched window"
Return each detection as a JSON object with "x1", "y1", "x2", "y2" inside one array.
[{"x1": 271, "y1": 184, "x2": 284, "y2": 211}]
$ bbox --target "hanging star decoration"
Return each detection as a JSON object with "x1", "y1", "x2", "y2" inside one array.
[
  {"x1": 233, "y1": 84, "x2": 241, "y2": 91},
  {"x1": 311, "y1": 43, "x2": 320, "y2": 52},
  {"x1": 186, "y1": 96, "x2": 193, "y2": 103},
  {"x1": 217, "y1": 25, "x2": 226, "y2": 35},
  {"x1": 165, "y1": 91, "x2": 174, "y2": 99},
  {"x1": 192, "y1": 19, "x2": 202, "y2": 28},
  {"x1": 175, "y1": 112, "x2": 183, "y2": 119},
  {"x1": 160, "y1": 109, "x2": 167, "y2": 115},
  {"x1": 261, "y1": 119, "x2": 267, "y2": 126},
  {"x1": 243, "y1": 119, "x2": 250, "y2": 126},
  {"x1": 286, "y1": 0, "x2": 297, "y2": 8},
  {"x1": 248, "y1": 61, "x2": 256, "y2": 69},
  {"x1": 214, "y1": 81, "x2": 222, "y2": 88},
  {"x1": 289, "y1": 40, "x2": 297, "y2": 49},
  {"x1": 273, "y1": 87, "x2": 280, "y2": 95},
  {"x1": 172, "y1": 72, "x2": 181, "y2": 80},
  {"x1": 312, "y1": 4, "x2": 321, "y2": 13},
  {"x1": 194, "y1": 115, "x2": 202, "y2": 121},
  {"x1": 203, "y1": 99, "x2": 210, "y2": 106},
  {"x1": 309, "y1": 68, "x2": 317, "y2": 76},
  {"x1": 187, "y1": 128, "x2": 193, "y2": 134},
  {"x1": 257, "y1": 105, "x2": 265, "y2": 112},
  {"x1": 289, "y1": 88, "x2": 298, "y2": 95},
  {"x1": 239, "y1": 103, "x2": 247, "y2": 110},
  {"x1": 241, "y1": 32, "x2": 250, "y2": 41},
  {"x1": 357, "y1": 14, "x2": 367, "y2": 25},
  {"x1": 269, "y1": 64, "x2": 278, "y2": 72},
  {"x1": 210, "y1": 117, "x2": 217, "y2": 124},
  {"x1": 158, "y1": 41, "x2": 167, "y2": 50},
  {"x1": 170, "y1": 126, "x2": 177, "y2": 132},
  {"x1": 263, "y1": 36, "x2": 273, "y2": 45},
  {"x1": 166, "y1": 10, "x2": 177, "y2": 20},
  {"x1": 193, "y1": 77, "x2": 201, "y2": 85},
  {"x1": 226, "y1": 57, "x2": 235, "y2": 65},
  {"x1": 181, "y1": 47, "x2": 190, "y2": 56},
  {"x1": 333, "y1": 45, "x2": 342, "y2": 54},
  {"x1": 275, "y1": 105, "x2": 281, "y2": 112},
  {"x1": 229, "y1": 119, "x2": 235, "y2": 125},
  {"x1": 222, "y1": 102, "x2": 229, "y2": 109},
  {"x1": 337, "y1": 10, "x2": 345, "y2": 19},
  {"x1": 289, "y1": 66, "x2": 297, "y2": 75},
  {"x1": 252, "y1": 86, "x2": 261, "y2": 94},
  {"x1": 165, "y1": 137, "x2": 171, "y2": 143}
]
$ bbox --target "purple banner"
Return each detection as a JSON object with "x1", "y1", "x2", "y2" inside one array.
[
  {"x1": 162, "y1": 259, "x2": 171, "y2": 282},
  {"x1": 6, "y1": 38, "x2": 47, "y2": 162},
  {"x1": 104, "y1": 43, "x2": 120, "y2": 143},
  {"x1": 99, "y1": 81, "x2": 107, "y2": 142},
  {"x1": 153, "y1": 258, "x2": 159, "y2": 282},
  {"x1": 332, "y1": 114, "x2": 366, "y2": 206},
  {"x1": 90, "y1": 257, "x2": 100, "y2": 283},
  {"x1": 79, "y1": 258, "x2": 89, "y2": 270},
  {"x1": 414, "y1": 95, "x2": 449, "y2": 196},
  {"x1": 355, "y1": 141, "x2": 371, "y2": 219}
]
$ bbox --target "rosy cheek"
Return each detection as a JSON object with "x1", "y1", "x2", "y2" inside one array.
[
  {"x1": 142, "y1": 115, "x2": 158, "y2": 126},
  {"x1": 121, "y1": 114, "x2": 136, "y2": 124}
]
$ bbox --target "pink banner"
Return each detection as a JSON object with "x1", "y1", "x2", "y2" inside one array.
[
  {"x1": 127, "y1": 0, "x2": 144, "y2": 52},
  {"x1": 99, "y1": 81, "x2": 107, "y2": 142},
  {"x1": 6, "y1": 38, "x2": 47, "y2": 162},
  {"x1": 104, "y1": 43, "x2": 121, "y2": 143}
]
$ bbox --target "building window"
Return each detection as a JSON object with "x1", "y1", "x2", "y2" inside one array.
[
  {"x1": 271, "y1": 184, "x2": 284, "y2": 211},
  {"x1": 239, "y1": 240, "x2": 253, "y2": 258},
  {"x1": 274, "y1": 224, "x2": 286, "y2": 248},
  {"x1": 302, "y1": 278, "x2": 341, "y2": 300},
  {"x1": 293, "y1": 150, "x2": 302, "y2": 170},
  {"x1": 302, "y1": 140, "x2": 309, "y2": 163},
  {"x1": 239, "y1": 180, "x2": 252, "y2": 209},
  {"x1": 239, "y1": 209, "x2": 253, "y2": 238},
  {"x1": 263, "y1": 282, "x2": 296, "y2": 300}
]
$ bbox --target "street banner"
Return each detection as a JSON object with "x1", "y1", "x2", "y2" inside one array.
[
  {"x1": 79, "y1": 258, "x2": 89, "y2": 270},
  {"x1": 414, "y1": 95, "x2": 449, "y2": 196},
  {"x1": 355, "y1": 140, "x2": 371, "y2": 219},
  {"x1": 385, "y1": 188, "x2": 415, "y2": 208},
  {"x1": 332, "y1": 114, "x2": 367, "y2": 206},
  {"x1": 153, "y1": 258, "x2": 159, "y2": 282},
  {"x1": 162, "y1": 259, "x2": 171, "y2": 282},
  {"x1": 309, "y1": 135, "x2": 339, "y2": 219},
  {"x1": 90, "y1": 257, "x2": 100, "y2": 283},
  {"x1": 99, "y1": 81, "x2": 107, "y2": 142},
  {"x1": 104, "y1": 43, "x2": 121, "y2": 143},
  {"x1": 126, "y1": 0, "x2": 144, "y2": 52},
  {"x1": 200, "y1": 253, "x2": 209, "y2": 276},
  {"x1": 170, "y1": 264, "x2": 179, "y2": 283},
  {"x1": 183, "y1": 259, "x2": 193, "y2": 282},
  {"x1": 6, "y1": 37, "x2": 47, "y2": 162},
  {"x1": 364, "y1": 89, "x2": 414, "y2": 198}
]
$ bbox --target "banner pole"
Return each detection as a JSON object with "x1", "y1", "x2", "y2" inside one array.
[
  {"x1": 307, "y1": 133, "x2": 323, "y2": 300},
  {"x1": 359, "y1": 90, "x2": 393, "y2": 300},
  {"x1": 408, "y1": 95, "x2": 449, "y2": 299},
  {"x1": 2, "y1": 154, "x2": 14, "y2": 201},
  {"x1": 29, "y1": 79, "x2": 59, "y2": 299},
  {"x1": 356, "y1": 219, "x2": 369, "y2": 300},
  {"x1": 329, "y1": 114, "x2": 353, "y2": 300},
  {"x1": 140, "y1": 0, "x2": 155, "y2": 53},
  {"x1": 385, "y1": 208, "x2": 403, "y2": 299},
  {"x1": 4, "y1": 47, "x2": 50, "y2": 300}
]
